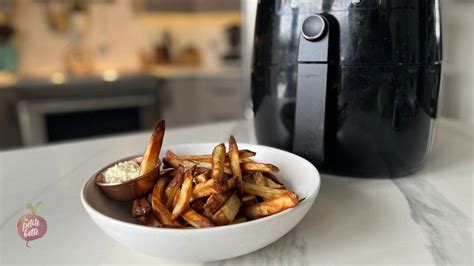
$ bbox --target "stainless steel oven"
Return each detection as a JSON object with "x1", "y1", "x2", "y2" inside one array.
[{"x1": 15, "y1": 75, "x2": 160, "y2": 146}]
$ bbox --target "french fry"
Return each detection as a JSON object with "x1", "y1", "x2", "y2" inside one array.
[
  {"x1": 137, "y1": 213, "x2": 162, "y2": 227},
  {"x1": 264, "y1": 176, "x2": 284, "y2": 189},
  {"x1": 164, "y1": 151, "x2": 233, "y2": 174},
  {"x1": 253, "y1": 172, "x2": 266, "y2": 186},
  {"x1": 203, "y1": 191, "x2": 233, "y2": 218},
  {"x1": 171, "y1": 168, "x2": 194, "y2": 219},
  {"x1": 190, "y1": 198, "x2": 207, "y2": 214},
  {"x1": 132, "y1": 197, "x2": 151, "y2": 217},
  {"x1": 263, "y1": 172, "x2": 283, "y2": 185},
  {"x1": 243, "y1": 181, "x2": 291, "y2": 200},
  {"x1": 194, "y1": 170, "x2": 209, "y2": 183},
  {"x1": 211, "y1": 143, "x2": 226, "y2": 182},
  {"x1": 151, "y1": 177, "x2": 182, "y2": 227},
  {"x1": 229, "y1": 135, "x2": 243, "y2": 196},
  {"x1": 211, "y1": 193, "x2": 241, "y2": 225},
  {"x1": 243, "y1": 174, "x2": 255, "y2": 184},
  {"x1": 182, "y1": 209, "x2": 215, "y2": 228},
  {"x1": 191, "y1": 176, "x2": 239, "y2": 200},
  {"x1": 140, "y1": 120, "x2": 165, "y2": 175},
  {"x1": 241, "y1": 162, "x2": 280, "y2": 173},
  {"x1": 176, "y1": 149, "x2": 256, "y2": 163},
  {"x1": 243, "y1": 192, "x2": 298, "y2": 220},
  {"x1": 164, "y1": 166, "x2": 185, "y2": 209},
  {"x1": 161, "y1": 167, "x2": 177, "y2": 177},
  {"x1": 241, "y1": 194, "x2": 258, "y2": 206}
]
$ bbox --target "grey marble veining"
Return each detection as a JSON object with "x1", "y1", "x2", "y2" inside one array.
[
  {"x1": 394, "y1": 177, "x2": 473, "y2": 265},
  {"x1": 207, "y1": 228, "x2": 309, "y2": 266}
]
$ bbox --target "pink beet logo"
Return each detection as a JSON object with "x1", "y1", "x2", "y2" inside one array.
[{"x1": 17, "y1": 202, "x2": 47, "y2": 248}]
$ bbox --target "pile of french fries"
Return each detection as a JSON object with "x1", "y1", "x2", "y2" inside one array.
[{"x1": 131, "y1": 120, "x2": 299, "y2": 228}]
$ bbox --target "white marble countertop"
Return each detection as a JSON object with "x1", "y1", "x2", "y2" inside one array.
[{"x1": 0, "y1": 119, "x2": 472, "y2": 265}]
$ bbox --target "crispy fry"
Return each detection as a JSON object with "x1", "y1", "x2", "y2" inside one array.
[
  {"x1": 229, "y1": 135, "x2": 243, "y2": 196},
  {"x1": 203, "y1": 191, "x2": 233, "y2": 218},
  {"x1": 137, "y1": 213, "x2": 162, "y2": 227},
  {"x1": 140, "y1": 120, "x2": 165, "y2": 175},
  {"x1": 243, "y1": 181, "x2": 291, "y2": 200},
  {"x1": 211, "y1": 193, "x2": 241, "y2": 225},
  {"x1": 182, "y1": 209, "x2": 215, "y2": 228},
  {"x1": 176, "y1": 149, "x2": 256, "y2": 163},
  {"x1": 164, "y1": 166, "x2": 185, "y2": 209},
  {"x1": 211, "y1": 143, "x2": 226, "y2": 182},
  {"x1": 253, "y1": 172, "x2": 266, "y2": 186},
  {"x1": 243, "y1": 192, "x2": 298, "y2": 220},
  {"x1": 194, "y1": 170, "x2": 209, "y2": 183},
  {"x1": 241, "y1": 162, "x2": 280, "y2": 173},
  {"x1": 190, "y1": 198, "x2": 207, "y2": 214},
  {"x1": 132, "y1": 197, "x2": 151, "y2": 217},
  {"x1": 164, "y1": 152, "x2": 233, "y2": 174},
  {"x1": 191, "y1": 176, "x2": 239, "y2": 200},
  {"x1": 241, "y1": 194, "x2": 258, "y2": 206},
  {"x1": 151, "y1": 177, "x2": 182, "y2": 227},
  {"x1": 264, "y1": 176, "x2": 284, "y2": 189},
  {"x1": 195, "y1": 167, "x2": 210, "y2": 174},
  {"x1": 161, "y1": 168, "x2": 177, "y2": 177},
  {"x1": 263, "y1": 172, "x2": 283, "y2": 185},
  {"x1": 171, "y1": 168, "x2": 194, "y2": 219}
]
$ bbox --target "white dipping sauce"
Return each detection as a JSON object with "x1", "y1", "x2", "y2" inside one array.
[{"x1": 103, "y1": 160, "x2": 140, "y2": 183}]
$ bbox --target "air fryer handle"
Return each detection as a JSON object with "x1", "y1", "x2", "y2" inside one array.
[{"x1": 293, "y1": 14, "x2": 331, "y2": 164}]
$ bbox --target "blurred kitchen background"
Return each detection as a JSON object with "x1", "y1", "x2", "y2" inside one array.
[{"x1": 0, "y1": 0, "x2": 472, "y2": 150}]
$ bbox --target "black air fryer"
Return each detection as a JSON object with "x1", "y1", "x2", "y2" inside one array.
[{"x1": 251, "y1": 0, "x2": 442, "y2": 177}]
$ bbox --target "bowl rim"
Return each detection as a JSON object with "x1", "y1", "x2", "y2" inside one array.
[{"x1": 81, "y1": 142, "x2": 321, "y2": 234}]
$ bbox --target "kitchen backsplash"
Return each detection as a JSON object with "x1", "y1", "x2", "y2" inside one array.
[{"x1": 12, "y1": 0, "x2": 240, "y2": 76}]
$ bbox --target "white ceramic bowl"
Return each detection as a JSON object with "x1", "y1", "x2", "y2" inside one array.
[{"x1": 81, "y1": 143, "x2": 320, "y2": 262}]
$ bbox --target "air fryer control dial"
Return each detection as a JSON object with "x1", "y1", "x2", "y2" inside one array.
[{"x1": 301, "y1": 15, "x2": 326, "y2": 41}]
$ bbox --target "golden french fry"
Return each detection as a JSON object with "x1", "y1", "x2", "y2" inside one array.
[
  {"x1": 253, "y1": 172, "x2": 266, "y2": 186},
  {"x1": 203, "y1": 191, "x2": 233, "y2": 218},
  {"x1": 194, "y1": 170, "x2": 209, "y2": 184},
  {"x1": 263, "y1": 172, "x2": 283, "y2": 185},
  {"x1": 241, "y1": 194, "x2": 258, "y2": 206},
  {"x1": 241, "y1": 162, "x2": 280, "y2": 173},
  {"x1": 264, "y1": 176, "x2": 284, "y2": 189},
  {"x1": 229, "y1": 135, "x2": 243, "y2": 196},
  {"x1": 132, "y1": 197, "x2": 152, "y2": 217},
  {"x1": 191, "y1": 176, "x2": 239, "y2": 200},
  {"x1": 211, "y1": 143, "x2": 226, "y2": 182},
  {"x1": 243, "y1": 181, "x2": 291, "y2": 200},
  {"x1": 151, "y1": 177, "x2": 183, "y2": 227},
  {"x1": 243, "y1": 192, "x2": 298, "y2": 220},
  {"x1": 171, "y1": 169, "x2": 194, "y2": 219},
  {"x1": 211, "y1": 193, "x2": 241, "y2": 225},
  {"x1": 176, "y1": 149, "x2": 256, "y2": 163},
  {"x1": 164, "y1": 152, "x2": 233, "y2": 174},
  {"x1": 137, "y1": 213, "x2": 162, "y2": 227},
  {"x1": 230, "y1": 216, "x2": 247, "y2": 224},
  {"x1": 164, "y1": 166, "x2": 185, "y2": 209},
  {"x1": 182, "y1": 209, "x2": 215, "y2": 228},
  {"x1": 140, "y1": 120, "x2": 165, "y2": 175}
]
